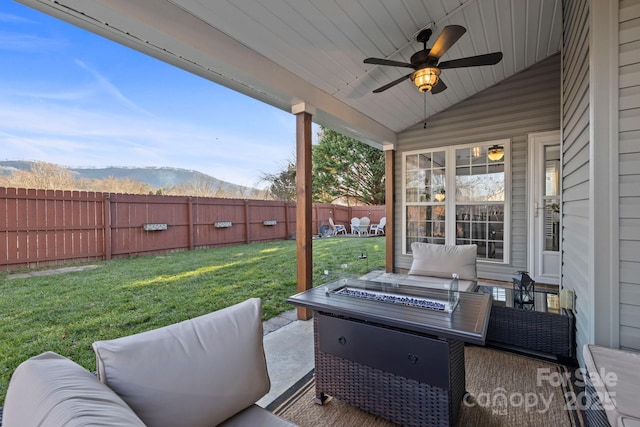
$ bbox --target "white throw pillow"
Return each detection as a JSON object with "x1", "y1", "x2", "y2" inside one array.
[
  {"x1": 3, "y1": 352, "x2": 145, "y2": 427},
  {"x1": 409, "y1": 242, "x2": 477, "y2": 281},
  {"x1": 93, "y1": 298, "x2": 270, "y2": 427}
]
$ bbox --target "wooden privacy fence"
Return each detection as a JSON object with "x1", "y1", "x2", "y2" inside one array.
[{"x1": 0, "y1": 187, "x2": 384, "y2": 271}]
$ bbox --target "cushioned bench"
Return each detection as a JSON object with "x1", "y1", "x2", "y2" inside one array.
[{"x1": 368, "y1": 242, "x2": 478, "y2": 292}]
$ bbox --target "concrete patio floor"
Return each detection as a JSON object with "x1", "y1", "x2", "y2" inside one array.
[{"x1": 257, "y1": 309, "x2": 314, "y2": 408}]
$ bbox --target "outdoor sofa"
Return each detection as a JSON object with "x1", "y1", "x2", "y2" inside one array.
[
  {"x1": 2, "y1": 298, "x2": 297, "y2": 427},
  {"x1": 368, "y1": 242, "x2": 478, "y2": 292},
  {"x1": 583, "y1": 344, "x2": 640, "y2": 426}
]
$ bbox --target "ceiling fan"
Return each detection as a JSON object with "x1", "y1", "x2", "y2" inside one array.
[{"x1": 364, "y1": 25, "x2": 503, "y2": 94}]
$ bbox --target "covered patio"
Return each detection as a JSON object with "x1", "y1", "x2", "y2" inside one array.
[{"x1": 12, "y1": 0, "x2": 640, "y2": 422}]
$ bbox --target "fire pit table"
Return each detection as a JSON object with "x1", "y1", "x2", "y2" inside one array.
[{"x1": 287, "y1": 278, "x2": 492, "y2": 427}]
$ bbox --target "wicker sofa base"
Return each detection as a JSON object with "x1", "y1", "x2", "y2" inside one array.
[
  {"x1": 313, "y1": 315, "x2": 466, "y2": 427},
  {"x1": 582, "y1": 371, "x2": 611, "y2": 427}
]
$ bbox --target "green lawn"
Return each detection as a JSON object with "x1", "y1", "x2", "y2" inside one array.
[{"x1": 0, "y1": 236, "x2": 385, "y2": 405}]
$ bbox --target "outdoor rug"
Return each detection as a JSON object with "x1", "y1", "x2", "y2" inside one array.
[{"x1": 271, "y1": 345, "x2": 585, "y2": 427}]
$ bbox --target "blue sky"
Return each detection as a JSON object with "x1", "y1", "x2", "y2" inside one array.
[{"x1": 0, "y1": 1, "x2": 304, "y2": 188}]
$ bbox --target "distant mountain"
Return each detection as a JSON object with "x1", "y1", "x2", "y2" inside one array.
[
  {"x1": 0, "y1": 160, "x2": 32, "y2": 175},
  {"x1": 0, "y1": 161, "x2": 262, "y2": 197}
]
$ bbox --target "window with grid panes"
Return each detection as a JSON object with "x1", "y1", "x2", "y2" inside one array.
[
  {"x1": 404, "y1": 150, "x2": 446, "y2": 250},
  {"x1": 455, "y1": 145, "x2": 505, "y2": 261},
  {"x1": 403, "y1": 142, "x2": 508, "y2": 263}
]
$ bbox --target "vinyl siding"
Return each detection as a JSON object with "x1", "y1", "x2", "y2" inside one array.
[
  {"x1": 394, "y1": 54, "x2": 561, "y2": 281},
  {"x1": 562, "y1": 0, "x2": 591, "y2": 363},
  {"x1": 619, "y1": 0, "x2": 640, "y2": 351}
]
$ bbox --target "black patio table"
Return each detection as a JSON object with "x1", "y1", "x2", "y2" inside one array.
[{"x1": 288, "y1": 278, "x2": 492, "y2": 427}]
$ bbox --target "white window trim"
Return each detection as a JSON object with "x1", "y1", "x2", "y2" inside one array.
[{"x1": 401, "y1": 139, "x2": 511, "y2": 265}]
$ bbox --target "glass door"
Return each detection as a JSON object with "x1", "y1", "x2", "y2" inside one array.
[{"x1": 529, "y1": 131, "x2": 561, "y2": 284}]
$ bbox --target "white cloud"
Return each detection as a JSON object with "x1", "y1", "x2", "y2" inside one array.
[
  {"x1": 0, "y1": 32, "x2": 66, "y2": 51},
  {"x1": 74, "y1": 60, "x2": 152, "y2": 116},
  {"x1": 15, "y1": 87, "x2": 95, "y2": 101},
  {"x1": 0, "y1": 13, "x2": 30, "y2": 23}
]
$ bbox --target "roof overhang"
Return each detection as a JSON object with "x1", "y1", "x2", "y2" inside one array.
[{"x1": 15, "y1": 0, "x2": 562, "y2": 150}]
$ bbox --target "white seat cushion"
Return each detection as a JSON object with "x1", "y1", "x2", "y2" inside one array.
[
  {"x1": 2, "y1": 352, "x2": 145, "y2": 427},
  {"x1": 93, "y1": 298, "x2": 270, "y2": 427},
  {"x1": 583, "y1": 344, "x2": 640, "y2": 426},
  {"x1": 409, "y1": 242, "x2": 478, "y2": 281}
]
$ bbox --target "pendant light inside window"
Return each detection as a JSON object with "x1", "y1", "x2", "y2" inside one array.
[{"x1": 487, "y1": 145, "x2": 504, "y2": 161}]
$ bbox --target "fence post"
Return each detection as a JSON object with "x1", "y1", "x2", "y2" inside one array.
[
  {"x1": 244, "y1": 200, "x2": 250, "y2": 244},
  {"x1": 187, "y1": 197, "x2": 194, "y2": 250},
  {"x1": 284, "y1": 201, "x2": 289, "y2": 239},
  {"x1": 103, "y1": 194, "x2": 111, "y2": 260},
  {"x1": 313, "y1": 204, "x2": 317, "y2": 235}
]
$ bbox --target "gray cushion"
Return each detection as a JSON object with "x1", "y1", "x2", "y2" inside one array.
[
  {"x1": 583, "y1": 344, "x2": 640, "y2": 427},
  {"x1": 409, "y1": 242, "x2": 477, "y2": 281},
  {"x1": 2, "y1": 352, "x2": 145, "y2": 427},
  {"x1": 93, "y1": 298, "x2": 270, "y2": 427}
]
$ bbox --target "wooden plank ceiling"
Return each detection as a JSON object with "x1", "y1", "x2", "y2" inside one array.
[{"x1": 17, "y1": 0, "x2": 562, "y2": 147}]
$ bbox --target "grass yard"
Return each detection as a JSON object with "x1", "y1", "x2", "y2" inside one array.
[{"x1": 0, "y1": 236, "x2": 385, "y2": 405}]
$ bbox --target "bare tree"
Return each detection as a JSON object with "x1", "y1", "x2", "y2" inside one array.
[
  {"x1": 81, "y1": 176, "x2": 152, "y2": 194},
  {"x1": 259, "y1": 160, "x2": 297, "y2": 201},
  {"x1": 166, "y1": 175, "x2": 225, "y2": 197},
  {"x1": 6, "y1": 162, "x2": 76, "y2": 190}
]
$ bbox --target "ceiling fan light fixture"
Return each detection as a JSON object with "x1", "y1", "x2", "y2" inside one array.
[
  {"x1": 487, "y1": 145, "x2": 505, "y2": 161},
  {"x1": 411, "y1": 67, "x2": 440, "y2": 92}
]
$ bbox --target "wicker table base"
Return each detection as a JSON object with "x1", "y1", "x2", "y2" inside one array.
[
  {"x1": 288, "y1": 279, "x2": 491, "y2": 427},
  {"x1": 313, "y1": 314, "x2": 466, "y2": 427}
]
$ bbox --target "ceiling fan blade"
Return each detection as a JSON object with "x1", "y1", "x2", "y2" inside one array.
[
  {"x1": 430, "y1": 79, "x2": 447, "y2": 95},
  {"x1": 364, "y1": 57, "x2": 414, "y2": 68},
  {"x1": 372, "y1": 73, "x2": 413, "y2": 93},
  {"x1": 429, "y1": 25, "x2": 466, "y2": 59},
  {"x1": 438, "y1": 52, "x2": 504, "y2": 69}
]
